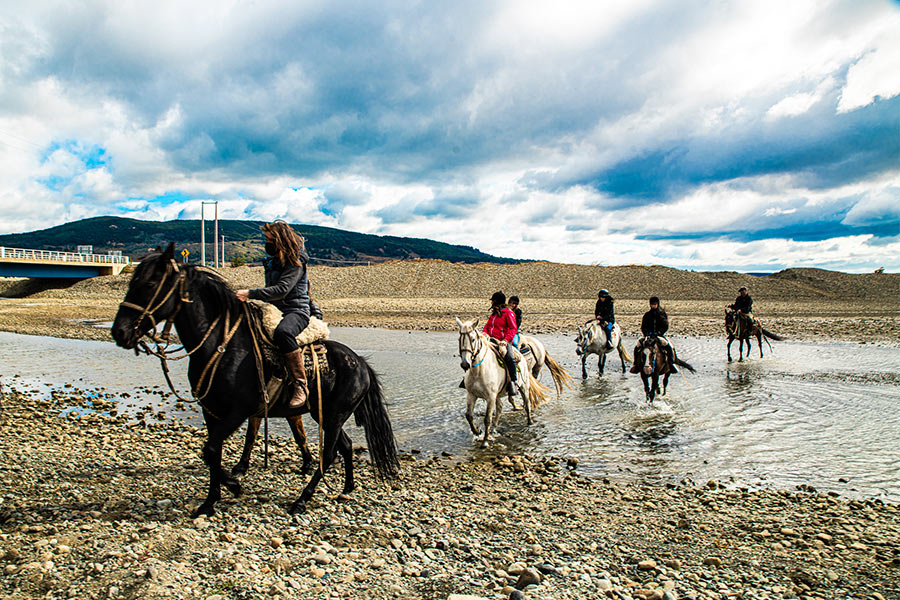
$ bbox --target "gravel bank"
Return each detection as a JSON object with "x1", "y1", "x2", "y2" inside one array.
[
  {"x1": 1, "y1": 387, "x2": 898, "y2": 600},
  {"x1": 0, "y1": 261, "x2": 898, "y2": 343}
]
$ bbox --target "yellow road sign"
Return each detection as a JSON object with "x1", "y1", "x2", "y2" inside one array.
[{"x1": 181, "y1": 249, "x2": 189, "y2": 257}]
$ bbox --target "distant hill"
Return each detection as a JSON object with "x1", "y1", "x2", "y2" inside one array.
[{"x1": 0, "y1": 216, "x2": 518, "y2": 265}]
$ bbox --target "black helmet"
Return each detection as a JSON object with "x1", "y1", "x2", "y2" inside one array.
[
  {"x1": 598, "y1": 289, "x2": 610, "y2": 298},
  {"x1": 739, "y1": 286, "x2": 748, "y2": 292},
  {"x1": 649, "y1": 296, "x2": 660, "y2": 305},
  {"x1": 490, "y1": 291, "x2": 506, "y2": 305}
]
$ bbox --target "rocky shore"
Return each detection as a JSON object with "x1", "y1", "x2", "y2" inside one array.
[{"x1": 1, "y1": 386, "x2": 898, "y2": 600}]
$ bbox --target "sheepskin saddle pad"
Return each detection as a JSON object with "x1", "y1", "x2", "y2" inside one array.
[{"x1": 246, "y1": 300, "x2": 331, "y2": 375}]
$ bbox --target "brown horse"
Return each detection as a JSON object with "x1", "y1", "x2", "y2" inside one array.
[
  {"x1": 725, "y1": 310, "x2": 783, "y2": 362},
  {"x1": 636, "y1": 336, "x2": 695, "y2": 402}
]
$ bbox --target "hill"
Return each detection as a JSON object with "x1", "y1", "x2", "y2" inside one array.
[{"x1": 0, "y1": 216, "x2": 517, "y2": 265}]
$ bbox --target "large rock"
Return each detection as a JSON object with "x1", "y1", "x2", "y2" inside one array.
[{"x1": 515, "y1": 567, "x2": 542, "y2": 589}]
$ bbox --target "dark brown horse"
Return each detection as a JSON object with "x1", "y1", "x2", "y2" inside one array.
[
  {"x1": 636, "y1": 336, "x2": 695, "y2": 402},
  {"x1": 725, "y1": 310, "x2": 783, "y2": 362},
  {"x1": 111, "y1": 244, "x2": 399, "y2": 516}
]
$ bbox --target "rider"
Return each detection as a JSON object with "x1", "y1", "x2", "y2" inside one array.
[
  {"x1": 728, "y1": 286, "x2": 753, "y2": 332},
  {"x1": 630, "y1": 296, "x2": 678, "y2": 374},
  {"x1": 483, "y1": 291, "x2": 520, "y2": 396},
  {"x1": 236, "y1": 220, "x2": 311, "y2": 409},
  {"x1": 508, "y1": 295, "x2": 523, "y2": 330},
  {"x1": 594, "y1": 289, "x2": 615, "y2": 349}
]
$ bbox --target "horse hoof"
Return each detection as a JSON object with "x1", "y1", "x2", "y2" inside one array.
[
  {"x1": 480, "y1": 441, "x2": 489, "y2": 449},
  {"x1": 289, "y1": 501, "x2": 307, "y2": 515},
  {"x1": 336, "y1": 493, "x2": 352, "y2": 503},
  {"x1": 230, "y1": 465, "x2": 247, "y2": 478},
  {"x1": 224, "y1": 479, "x2": 242, "y2": 497},
  {"x1": 192, "y1": 504, "x2": 215, "y2": 518}
]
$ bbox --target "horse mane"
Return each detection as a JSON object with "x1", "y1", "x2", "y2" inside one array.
[{"x1": 132, "y1": 251, "x2": 243, "y2": 317}]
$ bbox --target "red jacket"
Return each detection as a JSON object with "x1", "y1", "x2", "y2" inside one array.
[{"x1": 483, "y1": 308, "x2": 518, "y2": 343}]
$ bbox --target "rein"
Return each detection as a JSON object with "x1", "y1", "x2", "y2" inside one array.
[{"x1": 459, "y1": 331, "x2": 487, "y2": 369}]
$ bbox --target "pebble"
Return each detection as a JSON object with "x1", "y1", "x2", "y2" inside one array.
[
  {"x1": 638, "y1": 559, "x2": 657, "y2": 571},
  {"x1": 703, "y1": 557, "x2": 722, "y2": 567},
  {"x1": 515, "y1": 567, "x2": 542, "y2": 589}
]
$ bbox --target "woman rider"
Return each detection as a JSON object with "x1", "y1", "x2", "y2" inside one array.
[
  {"x1": 236, "y1": 220, "x2": 311, "y2": 409},
  {"x1": 630, "y1": 296, "x2": 678, "y2": 374},
  {"x1": 594, "y1": 289, "x2": 615, "y2": 349},
  {"x1": 483, "y1": 291, "x2": 520, "y2": 396}
]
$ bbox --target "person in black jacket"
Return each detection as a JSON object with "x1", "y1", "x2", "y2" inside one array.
[
  {"x1": 236, "y1": 220, "x2": 312, "y2": 408},
  {"x1": 594, "y1": 289, "x2": 615, "y2": 349},
  {"x1": 508, "y1": 296, "x2": 523, "y2": 330},
  {"x1": 630, "y1": 296, "x2": 678, "y2": 374}
]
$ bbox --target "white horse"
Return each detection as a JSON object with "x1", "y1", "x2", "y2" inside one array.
[
  {"x1": 574, "y1": 320, "x2": 633, "y2": 378},
  {"x1": 456, "y1": 318, "x2": 549, "y2": 448},
  {"x1": 518, "y1": 334, "x2": 574, "y2": 396}
]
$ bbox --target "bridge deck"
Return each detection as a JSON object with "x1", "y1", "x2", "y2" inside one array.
[{"x1": 0, "y1": 246, "x2": 130, "y2": 278}]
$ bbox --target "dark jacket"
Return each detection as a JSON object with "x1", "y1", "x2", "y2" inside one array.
[
  {"x1": 249, "y1": 252, "x2": 311, "y2": 317},
  {"x1": 310, "y1": 299, "x2": 323, "y2": 320},
  {"x1": 730, "y1": 294, "x2": 753, "y2": 314},
  {"x1": 641, "y1": 307, "x2": 669, "y2": 337},
  {"x1": 594, "y1": 298, "x2": 615, "y2": 323},
  {"x1": 511, "y1": 307, "x2": 522, "y2": 329}
]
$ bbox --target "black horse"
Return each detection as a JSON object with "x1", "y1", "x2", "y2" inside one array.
[{"x1": 111, "y1": 244, "x2": 399, "y2": 516}]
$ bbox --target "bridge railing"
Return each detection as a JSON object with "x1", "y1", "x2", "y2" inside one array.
[{"x1": 0, "y1": 246, "x2": 131, "y2": 265}]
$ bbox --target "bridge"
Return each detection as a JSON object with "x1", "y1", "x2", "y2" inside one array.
[{"x1": 0, "y1": 246, "x2": 131, "y2": 278}]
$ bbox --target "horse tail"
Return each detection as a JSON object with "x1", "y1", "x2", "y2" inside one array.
[
  {"x1": 673, "y1": 357, "x2": 696, "y2": 373},
  {"x1": 526, "y1": 372, "x2": 552, "y2": 411},
  {"x1": 618, "y1": 343, "x2": 633, "y2": 364},
  {"x1": 354, "y1": 359, "x2": 400, "y2": 480},
  {"x1": 761, "y1": 327, "x2": 783, "y2": 341},
  {"x1": 543, "y1": 353, "x2": 573, "y2": 396}
]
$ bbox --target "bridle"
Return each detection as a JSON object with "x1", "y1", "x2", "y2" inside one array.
[
  {"x1": 576, "y1": 320, "x2": 598, "y2": 355},
  {"x1": 117, "y1": 259, "x2": 243, "y2": 408},
  {"x1": 459, "y1": 328, "x2": 487, "y2": 369}
]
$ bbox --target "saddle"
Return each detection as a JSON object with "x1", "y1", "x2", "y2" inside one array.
[
  {"x1": 486, "y1": 338, "x2": 526, "y2": 372},
  {"x1": 246, "y1": 300, "x2": 331, "y2": 379}
]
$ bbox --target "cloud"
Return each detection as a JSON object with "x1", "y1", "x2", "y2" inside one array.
[{"x1": 0, "y1": 0, "x2": 897, "y2": 272}]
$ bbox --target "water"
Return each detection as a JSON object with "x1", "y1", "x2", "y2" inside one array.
[{"x1": 1, "y1": 328, "x2": 898, "y2": 500}]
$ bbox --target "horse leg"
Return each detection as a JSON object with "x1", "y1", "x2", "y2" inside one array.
[
  {"x1": 727, "y1": 337, "x2": 733, "y2": 362},
  {"x1": 642, "y1": 374, "x2": 651, "y2": 402},
  {"x1": 738, "y1": 338, "x2": 744, "y2": 361},
  {"x1": 465, "y1": 391, "x2": 481, "y2": 436},
  {"x1": 287, "y1": 414, "x2": 314, "y2": 475},
  {"x1": 757, "y1": 332, "x2": 764, "y2": 358},
  {"x1": 662, "y1": 372, "x2": 670, "y2": 396},
  {"x1": 336, "y1": 429, "x2": 354, "y2": 498},
  {"x1": 522, "y1": 381, "x2": 533, "y2": 426},
  {"x1": 290, "y1": 422, "x2": 342, "y2": 514},
  {"x1": 481, "y1": 396, "x2": 495, "y2": 448},
  {"x1": 619, "y1": 345, "x2": 627, "y2": 373},
  {"x1": 231, "y1": 416, "x2": 261, "y2": 477},
  {"x1": 195, "y1": 414, "x2": 245, "y2": 518},
  {"x1": 598, "y1": 353, "x2": 606, "y2": 377},
  {"x1": 581, "y1": 354, "x2": 588, "y2": 379}
]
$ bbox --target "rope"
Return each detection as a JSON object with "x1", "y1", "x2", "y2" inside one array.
[{"x1": 310, "y1": 346, "x2": 325, "y2": 477}]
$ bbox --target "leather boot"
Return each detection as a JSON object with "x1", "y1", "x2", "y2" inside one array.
[
  {"x1": 665, "y1": 345, "x2": 678, "y2": 374},
  {"x1": 283, "y1": 349, "x2": 308, "y2": 408}
]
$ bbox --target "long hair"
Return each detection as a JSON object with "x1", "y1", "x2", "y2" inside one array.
[{"x1": 261, "y1": 220, "x2": 305, "y2": 267}]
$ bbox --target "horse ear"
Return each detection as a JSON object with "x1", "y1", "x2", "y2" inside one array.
[
  {"x1": 472, "y1": 318, "x2": 479, "y2": 328},
  {"x1": 162, "y1": 242, "x2": 175, "y2": 261},
  {"x1": 455, "y1": 317, "x2": 463, "y2": 329}
]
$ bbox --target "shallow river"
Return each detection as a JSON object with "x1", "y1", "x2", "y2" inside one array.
[{"x1": 1, "y1": 328, "x2": 898, "y2": 500}]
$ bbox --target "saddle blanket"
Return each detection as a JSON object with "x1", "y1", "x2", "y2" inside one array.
[{"x1": 247, "y1": 300, "x2": 331, "y2": 378}]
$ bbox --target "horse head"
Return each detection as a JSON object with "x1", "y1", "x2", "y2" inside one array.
[
  {"x1": 112, "y1": 243, "x2": 186, "y2": 349},
  {"x1": 455, "y1": 317, "x2": 480, "y2": 371},
  {"x1": 641, "y1": 337, "x2": 660, "y2": 376},
  {"x1": 574, "y1": 326, "x2": 585, "y2": 355}
]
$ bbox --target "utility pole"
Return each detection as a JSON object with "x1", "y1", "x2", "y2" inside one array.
[
  {"x1": 200, "y1": 201, "x2": 219, "y2": 267},
  {"x1": 221, "y1": 235, "x2": 225, "y2": 267}
]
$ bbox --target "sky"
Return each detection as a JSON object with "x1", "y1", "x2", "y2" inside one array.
[{"x1": 0, "y1": 0, "x2": 898, "y2": 272}]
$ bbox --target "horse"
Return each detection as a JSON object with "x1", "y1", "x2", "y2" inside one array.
[
  {"x1": 231, "y1": 415, "x2": 313, "y2": 478},
  {"x1": 574, "y1": 320, "x2": 633, "y2": 378},
  {"x1": 455, "y1": 317, "x2": 550, "y2": 448},
  {"x1": 636, "y1": 336, "x2": 695, "y2": 402},
  {"x1": 111, "y1": 243, "x2": 399, "y2": 517},
  {"x1": 517, "y1": 334, "x2": 574, "y2": 396},
  {"x1": 725, "y1": 309, "x2": 783, "y2": 362}
]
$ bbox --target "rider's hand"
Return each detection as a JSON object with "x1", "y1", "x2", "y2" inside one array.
[{"x1": 235, "y1": 289, "x2": 250, "y2": 302}]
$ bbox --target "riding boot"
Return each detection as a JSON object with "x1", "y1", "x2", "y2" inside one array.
[
  {"x1": 283, "y1": 349, "x2": 309, "y2": 409},
  {"x1": 503, "y1": 350, "x2": 518, "y2": 395},
  {"x1": 629, "y1": 344, "x2": 642, "y2": 373},
  {"x1": 665, "y1": 345, "x2": 678, "y2": 374}
]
